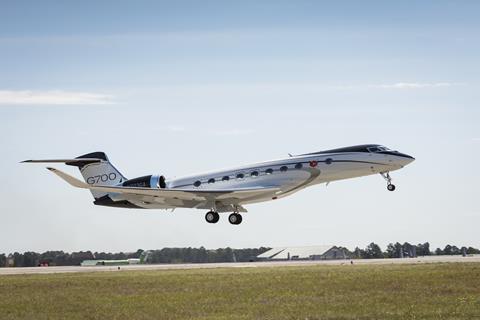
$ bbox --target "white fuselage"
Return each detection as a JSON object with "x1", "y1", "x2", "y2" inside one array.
[{"x1": 160, "y1": 147, "x2": 414, "y2": 208}]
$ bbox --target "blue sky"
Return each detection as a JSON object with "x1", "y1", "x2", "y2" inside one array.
[{"x1": 1, "y1": 1, "x2": 479, "y2": 253}]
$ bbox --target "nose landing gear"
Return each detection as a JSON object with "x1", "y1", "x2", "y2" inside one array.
[{"x1": 380, "y1": 172, "x2": 396, "y2": 191}]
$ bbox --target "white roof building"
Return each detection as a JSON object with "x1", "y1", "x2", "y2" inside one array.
[{"x1": 257, "y1": 245, "x2": 349, "y2": 261}]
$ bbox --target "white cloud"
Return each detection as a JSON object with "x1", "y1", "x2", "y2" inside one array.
[
  {"x1": 0, "y1": 90, "x2": 115, "y2": 105},
  {"x1": 131, "y1": 81, "x2": 464, "y2": 97},
  {"x1": 370, "y1": 82, "x2": 461, "y2": 89}
]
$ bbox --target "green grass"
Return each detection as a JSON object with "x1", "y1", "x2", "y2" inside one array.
[{"x1": 1, "y1": 263, "x2": 479, "y2": 320}]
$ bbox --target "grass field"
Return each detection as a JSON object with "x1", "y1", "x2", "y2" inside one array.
[{"x1": 1, "y1": 263, "x2": 479, "y2": 319}]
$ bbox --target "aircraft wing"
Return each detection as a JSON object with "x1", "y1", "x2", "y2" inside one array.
[{"x1": 46, "y1": 167, "x2": 280, "y2": 210}]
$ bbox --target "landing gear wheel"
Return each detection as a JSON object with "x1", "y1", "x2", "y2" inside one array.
[
  {"x1": 205, "y1": 211, "x2": 220, "y2": 223},
  {"x1": 381, "y1": 172, "x2": 396, "y2": 192},
  {"x1": 228, "y1": 213, "x2": 242, "y2": 225}
]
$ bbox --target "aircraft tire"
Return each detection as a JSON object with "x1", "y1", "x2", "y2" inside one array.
[
  {"x1": 228, "y1": 213, "x2": 242, "y2": 225},
  {"x1": 387, "y1": 184, "x2": 396, "y2": 191},
  {"x1": 205, "y1": 211, "x2": 220, "y2": 223},
  {"x1": 235, "y1": 214, "x2": 243, "y2": 225}
]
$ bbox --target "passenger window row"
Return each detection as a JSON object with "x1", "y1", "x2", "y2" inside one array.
[{"x1": 193, "y1": 162, "x2": 306, "y2": 187}]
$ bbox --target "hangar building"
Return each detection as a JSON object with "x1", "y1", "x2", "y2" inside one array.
[
  {"x1": 80, "y1": 258, "x2": 140, "y2": 266},
  {"x1": 257, "y1": 245, "x2": 349, "y2": 261}
]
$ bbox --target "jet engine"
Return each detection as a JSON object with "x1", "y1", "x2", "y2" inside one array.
[{"x1": 122, "y1": 175, "x2": 166, "y2": 188}]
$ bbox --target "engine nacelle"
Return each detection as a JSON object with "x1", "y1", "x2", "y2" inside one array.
[{"x1": 122, "y1": 175, "x2": 166, "y2": 188}]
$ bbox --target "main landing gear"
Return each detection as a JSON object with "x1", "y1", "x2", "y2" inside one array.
[
  {"x1": 380, "y1": 172, "x2": 396, "y2": 191},
  {"x1": 205, "y1": 211, "x2": 220, "y2": 224},
  {"x1": 228, "y1": 213, "x2": 243, "y2": 225},
  {"x1": 205, "y1": 210, "x2": 243, "y2": 225}
]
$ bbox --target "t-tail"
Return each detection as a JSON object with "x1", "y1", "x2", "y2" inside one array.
[{"x1": 22, "y1": 151, "x2": 127, "y2": 201}]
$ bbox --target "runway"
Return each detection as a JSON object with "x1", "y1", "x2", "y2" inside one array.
[{"x1": 1, "y1": 255, "x2": 479, "y2": 276}]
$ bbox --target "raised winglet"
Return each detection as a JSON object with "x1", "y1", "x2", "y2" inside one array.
[{"x1": 46, "y1": 167, "x2": 89, "y2": 189}]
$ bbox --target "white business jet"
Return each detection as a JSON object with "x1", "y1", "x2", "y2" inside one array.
[{"x1": 23, "y1": 144, "x2": 414, "y2": 225}]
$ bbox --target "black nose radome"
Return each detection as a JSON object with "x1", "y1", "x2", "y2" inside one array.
[{"x1": 380, "y1": 151, "x2": 415, "y2": 159}]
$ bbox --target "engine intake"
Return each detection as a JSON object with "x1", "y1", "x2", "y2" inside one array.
[{"x1": 122, "y1": 175, "x2": 166, "y2": 188}]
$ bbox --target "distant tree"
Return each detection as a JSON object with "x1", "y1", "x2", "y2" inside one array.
[
  {"x1": 141, "y1": 247, "x2": 270, "y2": 264},
  {"x1": 385, "y1": 242, "x2": 403, "y2": 258},
  {"x1": 352, "y1": 247, "x2": 365, "y2": 259},
  {"x1": 467, "y1": 247, "x2": 480, "y2": 254},
  {"x1": 0, "y1": 254, "x2": 6, "y2": 267},
  {"x1": 416, "y1": 242, "x2": 431, "y2": 256},
  {"x1": 435, "y1": 248, "x2": 443, "y2": 255},
  {"x1": 23, "y1": 252, "x2": 39, "y2": 267},
  {"x1": 224, "y1": 247, "x2": 235, "y2": 262},
  {"x1": 385, "y1": 243, "x2": 395, "y2": 258},
  {"x1": 442, "y1": 245, "x2": 461, "y2": 255},
  {"x1": 93, "y1": 252, "x2": 109, "y2": 260},
  {"x1": 443, "y1": 245, "x2": 453, "y2": 255},
  {"x1": 364, "y1": 243, "x2": 384, "y2": 259},
  {"x1": 424, "y1": 242, "x2": 431, "y2": 255},
  {"x1": 402, "y1": 242, "x2": 417, "y2": 257},
  {"x1": 196, "y1": 247, "x2": 208, "y2": 263},
  {"x1": 126, "y1": 249, "x2": 144, "y2": 259},
  {"x1": 112, "y1": 252, "x2": 127, "y2": 260},
  {"x1": 451, "y1": 246, "x2": 461, "y2": 255},
  {"x1": 39, "y1": 251, "x2": 69, "y2": 266},
  {"x1": 207, "y1": 249, "x2": 218, "y2": 263},
  {"x1": 13, "y1": 252, "x2": 24, "y2": 267},
  {"x1": 70, "y1": 251, "x2": 95, "y2": 265}
]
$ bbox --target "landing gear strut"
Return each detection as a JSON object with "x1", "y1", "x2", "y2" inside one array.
[
  {"x1": 205, "y1": 211, "x2": 220, "y2": 223},
  {"x1": 228, "y1": 213, "x2": 243, "y2": 225},
  {"x1": 380, "y1": 172, "x2": 396, "y2": 191}
]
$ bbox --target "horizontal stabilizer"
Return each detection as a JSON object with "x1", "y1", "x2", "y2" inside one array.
[{"x1": 22, "y1": 158, "x2": 102, "y2": 164}]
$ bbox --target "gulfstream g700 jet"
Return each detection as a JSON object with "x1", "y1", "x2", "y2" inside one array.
[{"x1": 23, "y1": 144, "x2": 414, "y2": 225}]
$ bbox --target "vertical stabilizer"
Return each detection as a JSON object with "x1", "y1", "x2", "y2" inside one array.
[{"x1": 66, "y1": 152, "x2": 127, "y2": 199}]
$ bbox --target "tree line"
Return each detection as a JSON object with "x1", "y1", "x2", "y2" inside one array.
[
  {"x1": 1, "y1": 243, "x2": 479, "y2": 267},
  {"x1": 0, "y1": 247, "x2": 269, "y2": 267},
  {"x1": 351, "y1": 242, "x2": 480, "y2": 259}
]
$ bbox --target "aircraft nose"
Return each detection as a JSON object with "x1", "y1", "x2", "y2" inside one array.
[
  {"x1": 381, "y1": 150, "x2": 415, "y2": 167},
  {"x1": 396, "y1": 152, "x2": 415, "y2": 166}
]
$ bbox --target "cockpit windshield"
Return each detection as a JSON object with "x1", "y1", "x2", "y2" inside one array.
[{"x1": 367, "y1": 146, "x2": 390, "y2": 153}]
